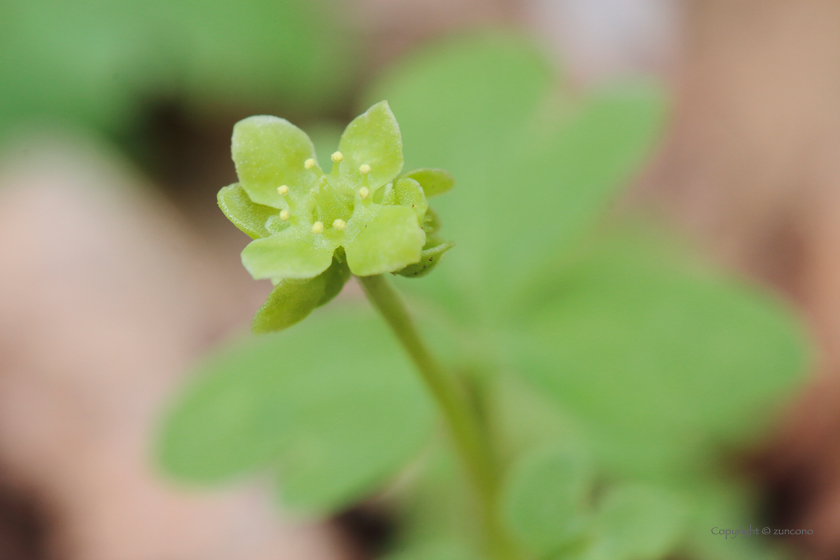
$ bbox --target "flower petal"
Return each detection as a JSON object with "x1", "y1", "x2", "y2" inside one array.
[
  {"x1": 252, "y1": 257, "x2": 351, "y2": 334},
  {"x1": 338, "y1": 101, "x2": 403, "y2": 189},
  {"x1": 395, "y1": 239, "x2": 454, "y2": 278},
  {"x1": 217, "y1": 183, "x2": 276, "y2": 239},
  {"x1": 242, "y1": 231, "x2": 336, "y2": 280},
  {"x1": 346, "y1": 206, "x2": 425, "y2": 276},
  {"x1": 232, "y1": 115, "x2": 317, "y2": 208},
  {"x1": 393, "y1": 177, "x2": 428, "y2": 223},
  {"x1": 399, "y1": 168, "x2": 455, "y2": 197}
]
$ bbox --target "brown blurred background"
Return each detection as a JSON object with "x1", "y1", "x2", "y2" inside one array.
[{"x1": 2, "y1": 0, "x2": 840, "y2": 559}]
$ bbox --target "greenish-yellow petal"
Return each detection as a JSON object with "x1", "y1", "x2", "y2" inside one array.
[
  {"x1": 338, "y1": 101, "x2": 403, "y2": 189},
  {"x1": 346, "y1": 206, "x2": 425, "y2": 276},
  {"x1": 252, "y1": 258, "x2": 350, "y2": 334},
  {"x1": 232, "y1": 115, "x2": 317, "y2": 208},
  {"x1": 395, "y1": 239, "x2": 454, "y2": 278},
  {"x1": 217, "y1": 183, "x2": 276, "y2": 239},
  {"x1": 393, "y1": 177, "x2": 428, "y2": 223},
  {"x1": 242, "y1": 231, "x2": 336, "y2": 281},
  {"x1": 399, "y1": 168, "x2": 455, "y2": 197}
]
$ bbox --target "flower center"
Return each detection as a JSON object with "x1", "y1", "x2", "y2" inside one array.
[{"x1": 272, "y1": 155, "x2": 377, "y2": 235}]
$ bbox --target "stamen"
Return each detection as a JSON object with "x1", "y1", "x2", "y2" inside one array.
[
  {"x1": 279, "y1": 210, "x2": 290, "y2": 221},
  {"x1": 312, "y1": 221, "x2": 324, "y2": 234},
  {"x1": 304, "y1": 158, "x2": 324, "y2": 177},
  {"x1": 359, "y1": 164, "x2": 371, "y2": 189},
  {"x1": 359, "y1": 187, "x2": 370, "y2": 199},
  {"x1": 330, "y1": 151, "x2": 343, "y2": 177},
  {"x1": 333, "y1": 219, "x2": 346, "y2": 230},
  {"x1": 277, "y1": 185, "x2": 289, "y2": 196}
]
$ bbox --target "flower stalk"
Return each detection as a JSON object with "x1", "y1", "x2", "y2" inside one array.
[{"x1": 358, "y1": 274, "x2": 518, "y2": 560}]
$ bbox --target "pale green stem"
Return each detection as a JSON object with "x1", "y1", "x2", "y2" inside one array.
[{"x1": 357, "y1": 274, "x2": 517, "y2": 560}]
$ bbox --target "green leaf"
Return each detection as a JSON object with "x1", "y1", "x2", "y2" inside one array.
[
  {"x1": 0, "y1": 0, "x2": 356, "y2": 138},
  {"x1": 369, "y1": 31, "x2": 665, "y2": 322},
  {"x1": 252, "y1": 257, "x2": 350, "y2": 334},
  {"x1": 489, "y1": 83, "x2": 666, "y2": 306},
  {"x1": 387, "y1": 443, "x2": 480, "y2": 556},
  {"x1": 241, "y1": 231, "x2": 336, "y2": 281},
  {"x1": 509, "y1": 231, "x2": 810, "y2": 475},
  {"x1": 339, "y1": 100, "x2": 403, "y2": 189},
  {"x1": 383, "y1": 541, "x2": 479, "y2": 560},
  {"x1": 365, "y1": 31, "x2": 555, "y2": 174},
  {"x1": 400, "y1": 168, "x2": 455, "y2": 197},
  {"x1": 346, "y1": 206, "x2": 425, "y2": 276},
  {"x1": 593, "y1": 484, "x2": 686, "y2": 560},
  {"x1": 396, "y1": 240, "x2": 454, "y2": 278},
  {"x1": 217, "y1": 183, "x2": 276, "y2": 239},
  {"x1": 501, "y1": 446, "x2": 593, "y2": 555},
  {"x1": 232, "y1": 115, "x2": 317, "y2": 208},
  {"x1": 683, "y1": 483, "x2": 790, "y2": 560},
  {"x1": 157, "y1": 306, "x2": 435, "y2": 513},
  {"x1": 369, "y1": 31, "x2": 556, "y2": 319},
  {"x1": 394, "y1": 177, "x2": 428, "y2": 222}
]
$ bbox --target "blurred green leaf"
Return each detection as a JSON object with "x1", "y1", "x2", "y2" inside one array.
[
  {"x1": 684, "y1": 483, "x2": 793, "y2": 560},
  {"x1": 0, "y1": 0, "x2": 355, "y2": 136},
  {"x1": 369, "y1": 31, "x2": 665, "y2": 323},
  {"x1": 508, "y1": 231, "x2": 810, "y2": 475},
  {"x1": 592, "y1": 483, "x2": 686, "y2": 560},
  {"x1": 501, "y1": 446, "x2": 593, "y2": 556},
  {"x1": 388, "y1": 442, "x2": 482, "y2": 557},
  {"x1": 383, "y1": 541, "x2": 479, "y2": 560},
  {"x1": 157, "y1": 305, "x2": 434, "y2": 513}
]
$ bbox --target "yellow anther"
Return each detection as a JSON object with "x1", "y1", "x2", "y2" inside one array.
[
  {"x1": 312, "y1": 221, "x2": 324, "y2": 234},
  {"x1": 359, "y1": 187, "x2": 370, "y2": 199},
  {"x1": 304, "y1": 158, "x2": 316, "y2": 169},
  {"x1": 333, "y1": 219, "x2": 346, "y2": 230},
  {"x1": 277, "y1": 185, "x2": 289, "y2": 196},
  {"x1": 279, "y1": 210, "x2": 290, "y2": 221},
  {"x1": 331, "y1": 151, "x2": 344, "y2": 163},
  {"x1": 359, "y1": 164, "x2": 371, "y2": 174}
]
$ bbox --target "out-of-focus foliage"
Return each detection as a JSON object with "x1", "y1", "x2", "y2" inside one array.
[
  {"x1": 0, "y1": 0, "x2": 355, "y2": 138},
  {"x1": 158, "y1": 307, "x2": 434, "y2": 514},
  {"x1": 501, "y1": 446, "x2": 593, "y2": 555},
  {"x1": 159, "y1": 30, "x2": 809, "y2": 560}
]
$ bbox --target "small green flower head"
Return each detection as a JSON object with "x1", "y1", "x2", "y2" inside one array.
[{"x1": 218, "y1": 101, "x2": 454, "y2": 332}]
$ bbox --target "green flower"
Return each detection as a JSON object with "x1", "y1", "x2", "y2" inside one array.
[{"x1": 218, "y1": 101, "x2": 454, "y2": 333}]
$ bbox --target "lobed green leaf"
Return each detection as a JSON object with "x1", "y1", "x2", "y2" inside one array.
[
  {"x1": 592, "y1": 484, "x2": 686, "y2": 560},
  {"x1": 157, "y1": 307, "x2": 435, "y2": 514},
  {"x1": 508, "y1": 231, "x2": 810, "y2": 475},
  {"x1": 501, "y1": 446, "x2": 593, "y2": 556}
]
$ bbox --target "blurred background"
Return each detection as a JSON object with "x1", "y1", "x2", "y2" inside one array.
[{"x1": 2, "y1": 0, "x2": 840, "y2": 559}]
